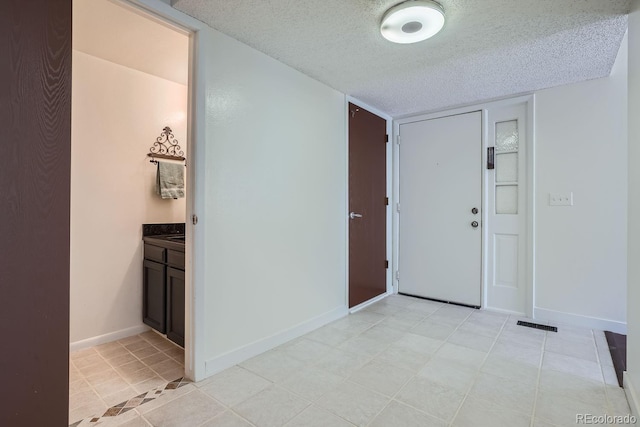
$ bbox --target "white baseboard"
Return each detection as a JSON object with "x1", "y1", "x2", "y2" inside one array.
[
  {"x1": 70, "y1": 324, "x2": 151, "y2": 352},
  {"x1": 349, "y1": 292, "x2": 391, "y2": 314},
  {"x1": 483, "y1": 306, "x2": 526, "y2": 317},
  {"x1": 624, "y1": 372, "x2": 640, "y2": 418},
  {"x1": 534, "y1": 307, "x2": 627, "y2": 334},
  {"x1": 204, "y1": 305, "x2": 348, "y2": 378}
]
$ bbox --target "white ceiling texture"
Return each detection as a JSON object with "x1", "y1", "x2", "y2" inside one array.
[{"x1": 172, "y1": 0, "x2": 630, "y2": 117}]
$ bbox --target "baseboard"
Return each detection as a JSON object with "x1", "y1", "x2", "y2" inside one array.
[
  {"x1": 483, "y1": 306, "x2": 526, "y2": 317},
  {"x1": 204, "y1": 305, "x2": 348, "y2": 378},
  {"x1": 349, "y1": 291, "x2": 391, "y2": 314},
  {"x1": 70, "y1": 324, "x2": 151, "y2": 352},
  {"x1": 624, "y1": 372, "x2": 640, "y2": 418},
  {"x1": 534, "y1": 307, "x2": 627, "y2": 334}
]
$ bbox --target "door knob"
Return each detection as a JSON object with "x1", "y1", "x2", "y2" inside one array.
[
  {"x1": 350, "y1": 212, "x2": 363, "y2": 220},
  {"x1": 471, "y1": 207, "x2": 478, "y2": 215},
  {"x1": 471, "y1": 221, "x2": 479, "y2": 228}
]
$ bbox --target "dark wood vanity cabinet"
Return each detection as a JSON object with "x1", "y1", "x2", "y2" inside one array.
[
  {"x1": 143, "y1": 241, "x2": 185, "y2": 347},
  {"x1": 166, "y1": 267, "x2": 185, "y2": 346},
  {"x1": 143, "y1": 258, "x2": 166, "y2": 333}
]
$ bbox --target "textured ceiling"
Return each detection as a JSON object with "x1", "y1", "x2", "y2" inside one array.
[
  {"x1": 172, "y1": 0, "x2": 629, "y2": 117},
  {"x1": 74, "y1": 0, "x2": 189, "y2": 85}
]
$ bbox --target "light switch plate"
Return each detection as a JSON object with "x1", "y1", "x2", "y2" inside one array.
[{"x1": 549, "y1": 192, "x2": 573, "y2": 206}]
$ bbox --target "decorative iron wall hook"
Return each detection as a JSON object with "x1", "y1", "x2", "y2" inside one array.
[{"x1": 147, "y1": 126, "x2": 186, "y2": 163}]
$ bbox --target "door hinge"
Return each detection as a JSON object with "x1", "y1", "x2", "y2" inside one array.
[
  {"x1": 395, "y1": 270, "x2": 400, "y2": 281},
  {"x1": 396, "y1": 203, "x2": 400, "y2": 213},
  {"x1": 192, "y1": 214, "x2": 198, "y2": 225},
  {"x1": 385, "y1": 197, "x2": 389, "y2": 206},
  {"x1": 396, "y1": 135, "x2": 401, "y2": 145},
  {"x1": 385, "y1": 134, "x2": 389, "y2": 143},
  {"x1": 385, "y1": 260, "x2": 389, "y2": 269}
]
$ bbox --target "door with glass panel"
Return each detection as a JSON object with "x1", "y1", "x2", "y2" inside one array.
[
  {"x1": 398, "y1": 111, "x2": 482, "y2": 306},
  {"x1": 486, "y1": 103, "x2": 527, "y2": 314}
]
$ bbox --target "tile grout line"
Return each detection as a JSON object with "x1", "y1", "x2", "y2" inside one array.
[
  {"x1": 445, "y1": 311, "x2": 510, "y2": 427},
  {"x1": 528, "y1": 330, "x2": 547, "y2": 427}
]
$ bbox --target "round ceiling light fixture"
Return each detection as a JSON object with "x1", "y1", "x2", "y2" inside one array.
[{"x1": 380, "y1": 0, "x2": 445, "y2": 44}]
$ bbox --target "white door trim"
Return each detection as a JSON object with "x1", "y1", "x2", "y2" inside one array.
[
  {"x1": 118, "y1": 0, "x2": 207, "y2": 381},
  {"x1": 393, "y1": 95, "x2": 535, "y2": 316}
]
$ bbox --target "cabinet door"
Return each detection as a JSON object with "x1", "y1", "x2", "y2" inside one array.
[
  {"x1": 143, "y1": 259, "x2": 166, "y2": 333},
  {"x1": 166, "y1": 267, "x2": 185, "y2": 347}
]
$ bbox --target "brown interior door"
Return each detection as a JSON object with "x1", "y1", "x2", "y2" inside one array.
[
  {"x1": 0, "y1": 0, "x2": 72, "y2": 425},
  {"x1": 348, "y1": 103, "x2": 387, "y2": 308}
]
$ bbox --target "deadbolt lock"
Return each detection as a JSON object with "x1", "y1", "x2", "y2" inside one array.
[{"x1": 471, "y1": 207, "x2": 478, "y2": 215}]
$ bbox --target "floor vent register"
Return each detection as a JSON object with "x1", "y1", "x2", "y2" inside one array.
[{"x1": 517, "y1": 320, "x2": 558, "y2": 333}]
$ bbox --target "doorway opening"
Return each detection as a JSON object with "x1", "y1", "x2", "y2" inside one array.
[{"x1": 69, "y1": 0, "x2": 195, "y2": 423}]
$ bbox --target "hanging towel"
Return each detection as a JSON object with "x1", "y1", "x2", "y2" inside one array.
[{"x1": 156, "y1": 161, "x2": 185, "y2": 199}]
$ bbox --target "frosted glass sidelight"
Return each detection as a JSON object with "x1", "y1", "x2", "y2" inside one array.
[
  {"x1": 496, "y1": 185, "x2": 518, "y2": 214},
  {"x1": 496, "y1": 153, "x2": 518, "y2": 183},
  {"x1": 496, "y1": 120, "x2": 518, "y2": 152}
]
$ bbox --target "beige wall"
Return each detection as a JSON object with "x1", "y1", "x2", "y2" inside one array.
[
  {"x1": 196, "y1": 27, "x2": 348, "y2": 377},
  {"x1": 534, "y1": 35, "x2": 628, "y2": 332},
  {"x1": 70, "y1": 50, "x2": 188, "y2": 346},
  {"x1": 627, "y1": 0, "x2": 640, "y2": 415}
]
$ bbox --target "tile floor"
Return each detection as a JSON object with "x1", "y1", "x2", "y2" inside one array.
[
  {"x1": 69, "y1": 295, "x2": 633, "y2": 426},
  {"x1": 69, "y1": 331, "x2": 185, "y2": 424}
]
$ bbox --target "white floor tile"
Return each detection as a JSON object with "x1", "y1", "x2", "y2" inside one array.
[
  {"x1": 447, "y1": 329, "x2": 496, "y2": 352},
  {"x1": 538, "y1": 369, "x2": 606, "y2": 408},
  {"x1": 395, "y1": 376, "x2": 465, "y2": 422},
  {"x1": 545, "y1": 334, "x2": 598, "y2": 362},
  {"x1": 468, "y1": 371, "x2": 536, "y2": 415},
  {"x1": 411, "y1": 319, "x2": 457, "y2": 341},
  {"x1": 199, "y1": 366, "x2": 272, "y2": 406},
  {"x1": 370, "y1": 400, "x2": 446, "y2": 427},
  {"x1": 490, "y1": 341, "x2": 542, "y2": 366},
  {"x1": 432, "y1": 342, "x2": 487, "y2": 371},
  {"x1": 234, "y1": 386, "x2": 309, "y2": 427},
  {"x1": 315, "y1": 382, "x2": 389, "y2": 427},
  {"x1": 280, "y1": 338, "x2": 333, "y2": 364},
  {"x1": 417, "y1": 358, "x2": 477, "y2": 393},
  {"x1": 144, "y1": 390, "x2": 225, "y2": 427},
  {"x1": 314, "y1": 348, "x2": 371, "y2": 377},
  {"x1": 239, "y1": 350, "x2": 307, "y2": 383},
  {"x1": 279, "y1": 367, "x2": 345, "y2": 401},
  {"x1": 542, "y1": 352, "x2": 603, "y2": 383},
  {"x1": 200, "y1": 411, "x2": 254, "y2": 427},
  {"x1": 535, "y1": 389, "x2": 607, "y2": 426},
  {"x1": 349, "y1": 360, "x2": 415, "y2": 397},
  {"x1": 283, "y1": 405, "x2": 355, "y2": 427},
  {"x1": 68, "y1": 296, "x2": 622, "y2": 427},
  {"x1": 452, "y1": 396, "x2": 531, "y2": 427}
]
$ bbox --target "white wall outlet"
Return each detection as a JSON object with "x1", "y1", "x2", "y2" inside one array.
[{"x1": 549, "y1": 192, "x2": 574, "y2": 206}]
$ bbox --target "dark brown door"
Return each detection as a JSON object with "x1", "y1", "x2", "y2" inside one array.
[
  {"x1": 348, "y1": 103, "x2": 387, "y2": 308},
  {"x1": 0, "y1": 0, "x2": 72, "y2": 425}
]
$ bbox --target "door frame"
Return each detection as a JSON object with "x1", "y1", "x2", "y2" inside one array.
[
  {"x1": 392, "y1": 94, "x2": 535, "y2": 317},
  {"x1": 346, "y1": 96, "x2": 394, "y2": 312},
  {"x1": 114, "y1": 0, "x2": 207, "y2": 380}
]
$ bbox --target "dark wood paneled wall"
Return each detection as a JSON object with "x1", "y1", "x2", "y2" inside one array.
[{"x1": 0, "y1": 0, "x2": 72, "y2": 425}]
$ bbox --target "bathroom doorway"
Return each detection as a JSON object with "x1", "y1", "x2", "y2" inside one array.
[{"x1": 69, "y1": 0, "x2": 195, "y2": 423}]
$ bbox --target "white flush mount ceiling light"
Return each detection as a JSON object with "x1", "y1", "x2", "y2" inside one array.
[{"x1": 380, "y1": 0, "x2": 445, "y2": 44}]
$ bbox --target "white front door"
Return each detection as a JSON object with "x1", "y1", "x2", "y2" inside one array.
[{"x1": 398, "y1": 111, "x2": 482, "y2": 306}]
